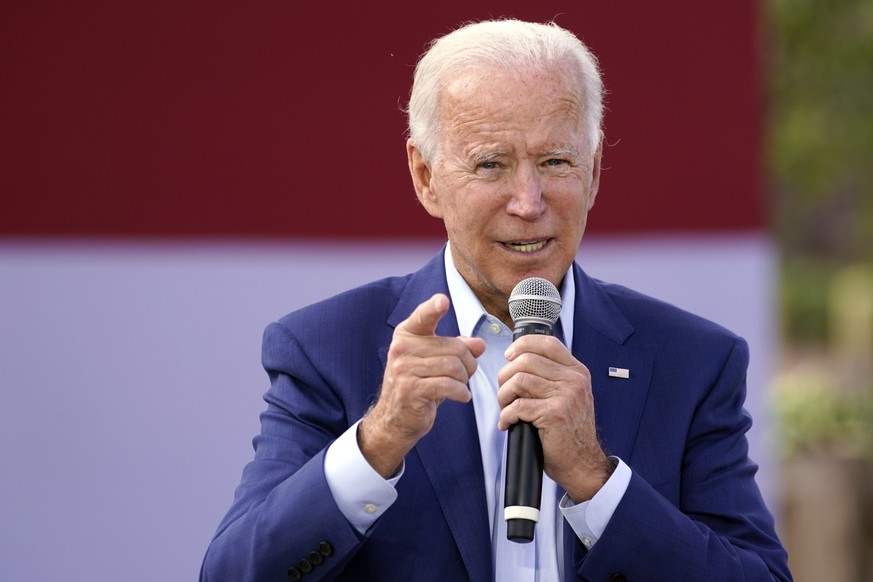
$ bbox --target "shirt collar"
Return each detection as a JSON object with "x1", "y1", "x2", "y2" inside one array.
[{"x1": 443, "y1": 243, "x2": 576, "y2": 346}]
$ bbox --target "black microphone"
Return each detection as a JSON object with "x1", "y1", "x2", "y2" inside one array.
[{"x1": 504, "y1": 277, "x2": 562, "y2": 543}]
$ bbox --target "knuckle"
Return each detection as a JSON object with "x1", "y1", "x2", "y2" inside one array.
[
  {"x1": 449, "y1": 357, "x2": 468, "y2": 380},
  {"x1": 515, "y1": 371, "x2": 538, "y2": 395},
  {"x1": 511, "y1": 397, "x2": 533, "y2": 422},
  {"x1": 463, "y1": 357, "x2": 479, "y2": 377},
  {"x1": 570, "y1": 368, "x2": 591, "y2": 391},
  {"x1": 451, "y1": 339, "x2": 471, "y2": 357}
]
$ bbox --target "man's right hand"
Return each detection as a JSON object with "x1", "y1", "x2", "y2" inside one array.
[{"x1": 358, "y1": 293, "x2": 485, "y2": 478}]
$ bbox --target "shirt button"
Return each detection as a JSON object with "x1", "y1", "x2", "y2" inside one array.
[
  {"x1": 490, "y1": 323, "x2": 501, "y2": 334},
  {"x1": 364, "y1": 503, "x2": 377, "y2": 514},
  {"x1": 582, "y1": 536, "x2": 593, "y2": 548}
]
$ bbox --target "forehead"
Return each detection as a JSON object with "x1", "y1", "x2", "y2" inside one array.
[{"x1": 438, "y1": 64, "x2": 588, "y2": 149}]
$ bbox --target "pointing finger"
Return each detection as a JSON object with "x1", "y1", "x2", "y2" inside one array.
[{"x1": 397, "y1": 294, "x2": 450, "y2": 337}]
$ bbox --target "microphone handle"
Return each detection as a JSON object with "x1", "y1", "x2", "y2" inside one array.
[
  {"x1": 504, "y1": 322, "x2": 551, "y2": 543},
  {"x1": 505, "y1": 420, "x2": 544, "y2": 542}
]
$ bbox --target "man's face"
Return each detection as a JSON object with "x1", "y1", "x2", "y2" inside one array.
[{"x1": 408, "y1": 64, "x2": 601, "y2": 322}]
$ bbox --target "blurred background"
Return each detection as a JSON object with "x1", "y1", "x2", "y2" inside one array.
[
  {"x1": 1, "y1": 1, "x2": 871, "y2": 580},
  {"x1": 769, "y1": 0, "x2": 873, "y2": 579}
]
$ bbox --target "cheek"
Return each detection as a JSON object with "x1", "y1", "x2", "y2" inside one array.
[
  {"x1": 443, "y1": 211, "x2": 478, "y2": 246},
  {"x1": 443, "y1": 185, "x2": 499, "y2": 226},
  {"x1": 553, "y1": 189, "x2": 592, "y2": 240}
]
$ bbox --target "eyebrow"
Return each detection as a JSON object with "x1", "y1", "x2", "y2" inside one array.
[
  {"x1": 467, "y1": 145, "x2": 582, "y2": 164},
  {"x1": 541, "y1": 146, "x2": 580, "y2": 159},
  {"x1": 468, "y1": 150, "x2": 507, "y2": 164}
]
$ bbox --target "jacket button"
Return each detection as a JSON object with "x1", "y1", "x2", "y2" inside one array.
[
  {"x1": 609, "y1": 574, "x2": 627, "y2": 582},
  {"x1": 298, "y1": 558, "x2": 313, "y2": 573},
  {"x1": 286, "y1": 566, "x2": 302, "y2": 580},
  {"x1": 308, "y1": 550, "x2": 324, "y2": 565},
  {"x1": 318, "y1": 541, "x2": 334, "y2": 557}
]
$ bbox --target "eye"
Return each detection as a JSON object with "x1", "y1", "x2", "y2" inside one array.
[
  {"x1": 478, "y1": 161, "x2": 501, "y2": 170},
  {"x1": 544, "y1": 158, "x2": 568, "y2": 167}
]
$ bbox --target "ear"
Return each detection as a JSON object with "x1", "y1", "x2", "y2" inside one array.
[
  {"x1": 586, "y1": 140, "x2": 603, "y2": 210},
  {"x1": 407, "y1": 139, "x2": 443, "y2": 218}
]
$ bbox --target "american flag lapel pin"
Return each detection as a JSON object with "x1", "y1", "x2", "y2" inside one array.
[{"x1": 608, "y1": 366, "x2": 630, "y2": 379}]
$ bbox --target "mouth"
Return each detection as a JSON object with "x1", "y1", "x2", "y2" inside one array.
[{"x1": 501, "y1": 239, "x2": 548, "y2": 253}]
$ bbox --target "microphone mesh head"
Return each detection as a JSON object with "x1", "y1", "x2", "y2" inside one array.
[{"x1": 508, "y1": 277, "x2": 562, "y2": 325}]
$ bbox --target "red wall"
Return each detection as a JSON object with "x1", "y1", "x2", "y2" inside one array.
[{"x1": 0, "y1": 2, "x2": 763, "y2": 239}]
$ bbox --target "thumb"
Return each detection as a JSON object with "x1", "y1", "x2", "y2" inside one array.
[
  {"x1": 397, "y1": 294, "x2": 450, "y2": 337},
  {"x1": 459, "y1": 336, "x2": 486, "y2": 358}
]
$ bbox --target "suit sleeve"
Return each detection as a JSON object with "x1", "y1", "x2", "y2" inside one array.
[
  {"x1": 575, "y1": 338, "x2": 792, "y2": 581},
  {"x1": 200, "y1": 320, "x2": 373, "y2": 582}
]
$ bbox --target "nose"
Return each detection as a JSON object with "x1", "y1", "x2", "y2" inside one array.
[{"x1": 505, "y1": 162, "x2": 546, "y2": 220}]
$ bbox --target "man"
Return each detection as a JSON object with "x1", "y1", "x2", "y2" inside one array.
[{"x1": 201, "y1": 19, "x2": 791, "y2": 581}]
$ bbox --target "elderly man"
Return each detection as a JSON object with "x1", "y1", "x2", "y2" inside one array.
[{"x1": 201, "y1": 19, "x2": 791, "y2": 581}]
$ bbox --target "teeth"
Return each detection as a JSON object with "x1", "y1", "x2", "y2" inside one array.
[{"x1": 505, "y1": 240, "x2": 546, "y2": 253}]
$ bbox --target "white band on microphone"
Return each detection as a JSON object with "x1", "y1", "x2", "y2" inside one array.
[{"x1": 504, "y1": 505, "x2": 540, "y2": 522}]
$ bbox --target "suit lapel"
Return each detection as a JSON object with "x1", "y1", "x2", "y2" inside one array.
[
  {"x1": 561, "y1": 266, "x2": 654, "y2": 579},
  {"x1": 571, "y1": 264, "x2": 653, "y2": 462},
  {"x1": 382, "y1": 250, "x2": 493, "y2": 582}
]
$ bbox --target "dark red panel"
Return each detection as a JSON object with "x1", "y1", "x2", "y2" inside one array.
[{"x1": 0, "y1": 1, "x2": 763, "y2": 238}]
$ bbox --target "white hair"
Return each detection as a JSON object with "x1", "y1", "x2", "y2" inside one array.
[{"x1": 407, "y1": 19, "x2": 604, "y2": 164}]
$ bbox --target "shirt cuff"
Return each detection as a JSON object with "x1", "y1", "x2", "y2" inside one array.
[
  {"x1": 559, "y1": 457, "x2": 632, "y2": 550},
  {"x1": 323, "y1": 420, "x2": 403, "y2": 534}
]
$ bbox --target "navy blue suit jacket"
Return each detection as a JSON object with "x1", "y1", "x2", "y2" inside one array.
[{"x1": 201, "y1": 250, "x2": 791, "y2": 581}]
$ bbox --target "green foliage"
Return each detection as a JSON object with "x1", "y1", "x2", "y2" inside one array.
[
  {"x1": 769, "y1": 0, "x2": 873, "y2": 262},
  {"x1": 779, "y1": 259, "x2": 834, "y2": 343},
  {"x1": 772, "y1": 361, "x2": 873, "y2": 459},
  {"x1": 768, "y1": 0, "x2": 873, "y2": 345}
]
